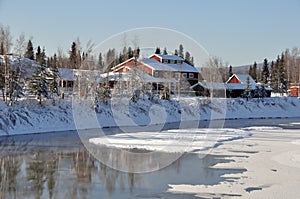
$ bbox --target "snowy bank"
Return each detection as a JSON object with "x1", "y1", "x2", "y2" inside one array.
[{"x1": 1, "y1": 97, "x2": 300, "y2": 136}]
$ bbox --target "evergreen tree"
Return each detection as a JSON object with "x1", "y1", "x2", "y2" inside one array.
[
  {"x1": 48, "y1": 66, "x2": 60, "y2": 105},
  {"x1": 270, "y1": 59, "x2": 279, "y2": 90},
  {"x1": 24, "y1": 40, "x2": 34, "y2": 60},
  {"x1": 128, "y1": 46, "x2": 133, "y2": 58},
  {"x1": 69, "y1": 42, "x2": 78, "y2": 69},
  {"x1": 98, "y1": 52, "x2": 104, "y2": 68},
  {"x1": 185, "y1": 51, "x2": 191, "y2": 64},
  {"x1": 190, "y1": 56, "x2": 194, "y2": 66},
  {"x1": 134, "y1": 47, "x2": 140, "y2": 58},
  {"x1": 6, "y1": 69, "x2": 24, "y2": 105},
  {"x1": 36, "y1": 46, "x2": 42, "y2": 64},
  {"x1": 163, "y1": 47, "x2": 168, "y2": 55},
  {"x1": 155, "y1": 47, "x2": 161, "y2": 54},
  {"x1": 252, "y1": 62, "x2": 257, "y2": 82},
  {"x1": 261, "y1": 58, "x2": 269, "y2": 85},
  {"x1": 248, "y1": 65, "x2": 253, "y2": 77},
  {"x1": 179, "y1": 44, "x2": 184, "y2": 58},
  {"x1": 278, "y1": 53, "x2": 287, "y2": 93},
  {"x1": 0, "y1": 41, "x2": 4, "y2": 55},
  {"x1": 228, "y1": 65, "x2": 233, "y2": 78},
  {"x1": 174, "y1": 49, "x2": 178, "y2": 56},
  {"x1": 242, "y1": 75, "x2": 252, "y2": 98},
  {"x1": 53, "y1": 53, "x2": 57, "y2": 68},
  {"x1": 28, "y1": 65, "x2": 50, "y2": 105}
]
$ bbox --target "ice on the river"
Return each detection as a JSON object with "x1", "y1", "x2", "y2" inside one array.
[{"x1": 89, "y1": 128, "x2": 252, "y2": 153}]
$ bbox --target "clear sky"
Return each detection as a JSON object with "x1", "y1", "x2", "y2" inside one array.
[{"x1": 0, "y1": 0, "x2": 300, "y2": 66}]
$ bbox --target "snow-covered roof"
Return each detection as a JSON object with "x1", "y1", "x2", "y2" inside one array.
[
  {"x1": 151, "y1": 54, "x2": 184, "y2": 61},
  {"x1": 142, "y1": 58, "x2": 199, "y2": 73},
  {"x1": 142, "y1": 58, "x2": 176, "y2": 71},
  {"x1": 98, "y1": 72, "x2": 177, "y2": 83},
  {"x1": 58, "y1": 68, "x2": 76, "y2": 81},
  {"x1": 191, "y1": 82, "x2": 226, "y2": 90},
  {"x1": 192, "y1": 81, "x2": 272, "y2": 91}
]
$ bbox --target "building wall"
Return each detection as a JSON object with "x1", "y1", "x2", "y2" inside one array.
[
  {"x1": 228, "y1": 76, "x2": 240, "y2": 84},
  {"x1": 137, "y1": 62, "x2": 153, "y2": 75},
  {"x1": 290, "y1": 87, "x2": 299, "y2": 96},
  {"x1": 149, "y1": 54, "x2": 161, "y2": 62}
]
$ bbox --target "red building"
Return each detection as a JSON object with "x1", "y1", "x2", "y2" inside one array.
[
  {"x1": 111, "y1": 54, "x2": 202, "y2": 93},
  {"x1": 289, "y1": 83, "x2": 299, "y2": 97}
]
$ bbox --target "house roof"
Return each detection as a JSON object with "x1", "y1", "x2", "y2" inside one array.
[
  {"x1": 111, "y1": 57, "x2": 135, "y2": 71},
  {"x1": 142, "y1": 58, "x2": 199, "y2": 73},
  {"x1": 58, "y1": 68, "x2": 76, "y2": 81},
  {"x1": 226, "y1": 74, "x2": 256, "y2": 85},
  {"x1": 192, "y1": 81, "x2": 272, "y2": 91},
  {"x1": 99, "y1": 72, "x2": 177, "y2": 83},
  {"x1": 150, "y1": 54, "x2": 185, "y2": 61}
]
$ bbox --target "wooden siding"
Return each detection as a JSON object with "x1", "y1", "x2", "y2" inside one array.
[{"x1": 228, "y1": 76, "x2": 241, "y2": 84}]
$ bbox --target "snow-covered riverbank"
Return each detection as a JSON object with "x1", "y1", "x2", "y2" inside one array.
[{"x1": 1, "y1": 96, "x2": 300, "y2": 136}]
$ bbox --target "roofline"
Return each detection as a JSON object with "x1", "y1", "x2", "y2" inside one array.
[{"x1": 111, "y1": 57, "x2": 135, "y2": 70}]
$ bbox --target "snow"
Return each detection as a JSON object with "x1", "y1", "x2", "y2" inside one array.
[
  {"x1": 152, "y1": 54, "x2": 185, "y2": 61},
  {"x1": 1, "y1": 96, "x2": 300, "y2": 136},
  {"x1": 142, "y1": 58, "x2": 199, "y2": 73},
  {"x1": 167, "y1": 128, "x2": 300, "y2": 198},
  {"x1": 58, "y1": 68, "x2": 76, "y2": 81},
  {"x1": 89, "y1": 128, "x2": 251, "y2": 153}
]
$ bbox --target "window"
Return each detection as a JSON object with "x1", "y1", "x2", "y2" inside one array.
[
  {"x1": 154, "y1": 71, "x2": 159, "y2": 77},
  {"x1": 174, "y1": 60, "x2": 177, "y2": 64},
  {"x1": 163, "y1": 59, "x2": 168, "y2": 63},
  {"x1": 175, "y1": 72, "x2": 180, "y2": 79},
  {"x1": 178, "y1": 60, "x2": 183, "y2": 64},
  {"x1": 170, "y1": 60, "x2": 175, "y2": 64},
  {"x1": 182, "y1": 73, "x2": 187, "y2": 78},
  {"x1": 189, "y1": 73, "x2": 194, "y2": 79}
]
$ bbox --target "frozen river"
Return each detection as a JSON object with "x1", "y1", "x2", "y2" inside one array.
[{"x1": 0, "y1": 118, "x2": 300, "y2": 199}]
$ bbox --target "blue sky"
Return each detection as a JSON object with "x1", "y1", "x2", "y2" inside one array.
[{"x1": 0, "y1": 0, "x2": 300, "y2": 66}]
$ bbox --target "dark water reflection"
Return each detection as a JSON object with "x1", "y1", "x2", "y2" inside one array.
[{"x1": 0, "y1": 132, "x2": 245, "y2": 199}]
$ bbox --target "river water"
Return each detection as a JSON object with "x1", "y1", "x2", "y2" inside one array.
[{"x1": 0, "y1": 118, "x2": 299, "y2": 199}]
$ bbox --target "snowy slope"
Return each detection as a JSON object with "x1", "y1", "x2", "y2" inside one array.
[{"x1": 1, "y1": 96, "x2": 300, "y2": 136}]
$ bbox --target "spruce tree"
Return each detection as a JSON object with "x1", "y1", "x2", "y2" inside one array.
[
  {"x1": 128, "y1": 46, "x2": 133, "y2": 58},
  {"x1": 174, "y1": 49, "x2": 178, "y2": 56},
  {"x1": 185, "y1": 51, "x2": 191, "y2": 64},
  {"x1": 24, "y1": 40, "x2": 34, "y2": 60},
  {"x1": 270, "y1": 59, "x2": 279, "y2": 90},
  {"x1": 28, "y1": 65, "x2": 50, "y2": 105},
  {"x1": 98, "y1": 52, "x2": 104, "y2": 68},
  {"x1": 252, "y1": 62, "x2": 257, "y2": 82},
  {"x1": 6, "y1": 69, "x2": 24, "y2": 105},
  {"x1": 248, "y1": 65, "x2": 253, "y2": 78},
  {"x1": 242, "y1": 75, "x2": 252, "y2": 98},
  {"x1": 229, "y1": 65, "x2": 233, "y2": 78},
  {"x1": 261, "y1": 58, "x2": 269, "y2": 85},
  {"x1": 36, "y1": 46, "x2": 42, "y2": 64},
  {"x1": 179, "y1": 44, "x2": 184, "y2": 58},
  {"x1": 48, "y1": 66, "x2": 60, "y2": 105},
  {"x1": 69, "y1": 42, "x2": 78, "y2": 69},
  {"x1": 155, "y1": 47, "x2": 161, "y2": 54},
  {"x1": 163, "y1": 47, "x2": 168, "y2": 55},
  {"x1": 278, "y1": 53, "x2": 287, "y2": 93}
]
